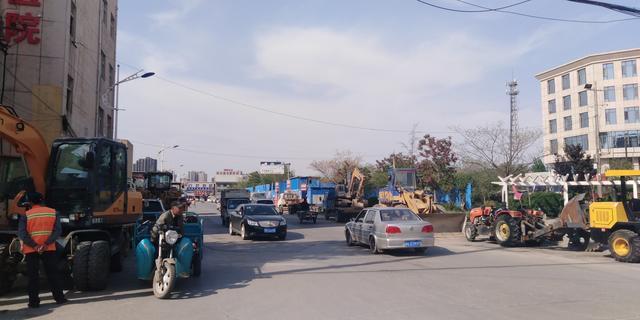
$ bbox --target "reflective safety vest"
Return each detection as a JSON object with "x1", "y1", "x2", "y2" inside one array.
[{"x1": 22, "y1": 205, "x2": 57, "y2": 254}]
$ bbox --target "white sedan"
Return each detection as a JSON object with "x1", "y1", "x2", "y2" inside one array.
[{"x1": 345, "y1": 207, "x2": 434, "y2": 254}]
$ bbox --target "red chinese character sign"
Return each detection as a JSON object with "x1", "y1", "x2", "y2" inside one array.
[
  {"x1": 5, "y1": 12, "x2": 41, "y2": 45},
  {"x1": 8, "y1": 0, "x2": 41, "y2": 6}
]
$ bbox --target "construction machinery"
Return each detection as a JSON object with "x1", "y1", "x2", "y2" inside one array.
[
  {"x1": 332, "y1": 168, "x2": 367, "y2": 222},
  {"x1": 378, "y1": 167, "x2": 437, "y2": 215},
  {"x1": 134, "y1": 171, "x2": 181, "y2": 209},
  {"x1": 0, "y1": 105, "x2": 142, "y2": 294}
]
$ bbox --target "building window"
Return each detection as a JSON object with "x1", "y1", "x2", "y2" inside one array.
[
  {"x1": 548, "y1": 99, "x2": 556, "y2": 114},
  {"x1": 550, "y1": 139, "x2": 558, "y2": 154},
  {"x1": 622, "y1": 60, "x2": 637, "y2": 78},
  {"x1": 565, "y1": 134, "x2": 589, "y2": 150},
  {"x1": 549, "y1": 119, "x2": 557, "y2": 134},
  {"x1": 100, "y1": 51, "x2": 106, "y2": 80},
  {"x1": 98, "y1": 107, "x2": 105, "y2": 136},
  {"x1": 579, "y1": 112, "x2": 589, "y2": 128},
  {"x1": 562, "y1": 74, "x2": 570, "y2": 90},
  {"x1": 110, "y1": 13, "x2": 116, "y2": 38},
  {"x1": 563, "y1": 95, "x2": 571, "y2": 110},
  {"x1": 577, "y1": 68, "x2": 586, "y2": 86},
  {"x1": 603, "y1": 63, "x2": 614, "y2": 80},
  {"x1": 625, "y1": 106, "x2": 640, "y2": 124},
  {"x1": 102, "y1": 0, "x2": 108, "y2": 25},
  {"x1": 578, "y1": 90, "x2": 588, "y2": 107},
  {"x1": 66, "y1": 75, "x2": 74, "y2": 115},
  {"x1": 600, "y1": 131, "x2": 640, "y2": 149},
  {"x1": 109, "y1": 64, "x2": 114, "y2": 86},
  {"x1": 605, "y1": 108, "x2": 617, "y2": 125},
  {"x1": 547, "y1": 79, "x2": 555, "y2": 94},
  {"x1": 70, "y1": 1, "x2": 76, "y2": 41},
  {"x1": 623, "y1": 84, "x2": 638, "y2": 101},
  {"x1": 107, "y1": 114, "x2": 113, "y2": 138},
  {"x1": 564, "y1": 116, "x2": 572, "y2": 131},
  {"x1": 604, "y1": 86, "x2": 616, "y2": 102}
]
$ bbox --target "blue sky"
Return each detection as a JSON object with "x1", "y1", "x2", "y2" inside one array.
[{"x1": 115, "y1": 0, "x2": 640, "y2": 177}]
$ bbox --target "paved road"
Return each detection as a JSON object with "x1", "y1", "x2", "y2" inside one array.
[{"x1": 2, "y1": 202, "x2": 640, "y2": 320}]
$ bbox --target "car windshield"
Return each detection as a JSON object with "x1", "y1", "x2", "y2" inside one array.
[
  {"x1": 228, "y1": 199, "x2": 250, "y2": 209},
  {"x1": 143, "y1": 201, "x2": 163, "y2": 213},
  {"x1": 380, "y1": 209, "x2": 420, "y2": 222},
  {"x1": 243, "y1": 205, "x2": 278, "y2": 216}
]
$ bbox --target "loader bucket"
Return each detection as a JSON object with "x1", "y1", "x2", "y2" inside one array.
[{"x1": 558, "y1": 194, "x2": 588, "y2": 229}]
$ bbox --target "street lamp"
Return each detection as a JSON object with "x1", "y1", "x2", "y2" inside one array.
[
  {"x1": 158, "y1": 144, "x2": 179, "y2": 171},
  {"x1": 584, "y1": 83, "x2": 603, "y2": 172},
  {"x1": 101, "y1": 65, "x2": 155, "y2": 139}
]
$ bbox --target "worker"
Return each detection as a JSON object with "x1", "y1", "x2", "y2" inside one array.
[
  {"x1": 18, "y1": 192, "x2": 67, "y2": 308},
  {"x1": 150, "y1": 201, "x2": 185, "y2": 245}
]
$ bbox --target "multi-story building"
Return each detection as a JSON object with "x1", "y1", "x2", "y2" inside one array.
[
  {"x1": 214, "y1": 169, "x2": 245, "y2": 192},
  {"x1": 536, "y1": 48, "x2": 640, "y2": 171},
  {"x1": 187, "y1": 171, "x2": 208, "y2": 182},
  {"x1": 0, "y1": 0, "x2": 118, "y2": 145},
  {"x1": 133, "y1": 157, "x2": 158, "y2": 172}
]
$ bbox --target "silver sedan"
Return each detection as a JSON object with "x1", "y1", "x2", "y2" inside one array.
[{"x1": 345, "y1": 207, "x2": 434, "y2": 254}]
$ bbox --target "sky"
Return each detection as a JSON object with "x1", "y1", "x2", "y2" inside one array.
[{"x1": 115, "y1": 0, "x2": 640, "y2": 178}]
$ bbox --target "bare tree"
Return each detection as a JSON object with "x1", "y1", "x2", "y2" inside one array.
[
  {"x1": 400, "y1": 123, "x2": 420, "y2": 164},
  {"x1": 309, "y1": 150, "x2": 363, "y2": 183},
  {"x1": 453, "y1": 122, "x2": 541, "y2": 177}
]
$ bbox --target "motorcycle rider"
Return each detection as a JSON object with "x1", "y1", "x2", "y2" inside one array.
[{"x1": 150, "y1": 201, "x2": 185, "y2": 245}]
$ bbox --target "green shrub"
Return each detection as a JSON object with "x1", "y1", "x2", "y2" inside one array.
[{"x1": 526, "y1": 192, "x2": 564, "y2": 218}]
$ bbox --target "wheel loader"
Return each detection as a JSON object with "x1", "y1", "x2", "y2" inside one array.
[
  {"x1": 0, "y1": 105, "x2": 142, "y2": 294},
  {"x1": 378, "y1": 167, "x2": 437, "y2": 215}
]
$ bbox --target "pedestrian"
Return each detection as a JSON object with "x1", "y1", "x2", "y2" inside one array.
[{"x1": 18, "y1": 192, "x2": 67, "y2": 308}]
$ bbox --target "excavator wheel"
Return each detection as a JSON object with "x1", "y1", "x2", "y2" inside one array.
[
  {"x1": 88, "y1": 241, "x2": 110, "y2": 290},
  {"x1": 73, "y1": 241, "x2": 92, "y2": 291},
  {"x1": 0, "y1": 244, "x2": 16, "y2": 295},
  {"x1": 608, "y1": 230, "x2": 640, "y2": 263},
  {"x1": 493, "y1": 215, "x2": 522, "y2": 247}
]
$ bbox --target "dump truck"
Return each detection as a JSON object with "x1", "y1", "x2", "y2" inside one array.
[{"x1": 0, "y1": 106, "x2": 142, "y2": 294}]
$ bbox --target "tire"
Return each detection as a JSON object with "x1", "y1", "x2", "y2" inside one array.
[
  {"x1": 73, "y1": 241, "x2": 92, "y2": 291},
  {"x1": 153, "y1": 261, "x2": 176, "y2": 299},
  {"x1": 192, "y1": 254, "x2": 201, "y2": 277},
  {"x1": 608, "y1": 229, "x2": 640, "y2": 263},
  {"x1": 414, "y1": 247, "x2": 427, "y2": 254},
  {"x1": 313, "y1": 217, "x2": 317, "y2": 224},
  {"x1": 493, "y1": 215, "x2": 522, "y2": 247},
  {"x1": 325, "y1": 212, "x2": 330, "y2": 221},
  {"x1": 345, "y1": 230, "x2": 354, "y2": 246},
  {"x1": 110, "y1": 251, "x2": 123, "y2": 272},
  {"x1": 0, "y1": 244, "x2": 16, "y2": 295},
  {"x1": 464, "y1": 221, "x2": 478, "y2": 242},
  {"x1": 88, "y1": 240, "x2": 110, "y2": 290},
  {"x1": 567, "y1": 229, "x2": 590, "y2": 251},
  {"x1": 240, "y1": 224, "x2": 250, "y2": 240},
  {"x1": 369, "y1": 236, "x2": 381, "y2": 254},
  {"x1": 228, "y1": 223, "x2": 236, "y2": 236},
  {"x1": 278, "y1": 233, "x2": 287, "y2": 241}
]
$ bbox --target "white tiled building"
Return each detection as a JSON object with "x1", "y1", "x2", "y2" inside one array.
[{"x1": 536, "y1": 48, "x2": 640, "y2": 171}]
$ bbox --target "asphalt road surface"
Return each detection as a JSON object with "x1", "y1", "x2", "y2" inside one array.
[{"x1": 2, "y1": 202, "x2": 640, "y2": 320}]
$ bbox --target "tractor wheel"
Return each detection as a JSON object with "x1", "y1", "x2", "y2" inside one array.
[
  {"x1": 0, "y1": 244, "x2": 16, "y2": 295},
  {"x1": 88, "y1": 241, "x2": 110, "y2": 290},
  {"x1": 464, "y1": 221, "x2": 478, "y2": 242},
  {"x1": 73, "y1": 241, "x2": 92, "y2": 291},
  {"x1": 568, "y1": 229, "x2": 590, "y2": 251},
  {"x1": 608, "y1": 230, "x2": 640, "y2": 263},
  {"x1": 493, "y1": 215, "x2": 522, "y2": 247}
]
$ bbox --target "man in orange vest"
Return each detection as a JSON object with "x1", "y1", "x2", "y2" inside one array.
[{"x1": 18, "y1": 192, "x2": 67, "y2": 308}]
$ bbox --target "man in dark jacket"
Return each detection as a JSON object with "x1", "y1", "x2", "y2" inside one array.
[{"x1": 150, "y1": 201, "x2": 184, "y2": 244}]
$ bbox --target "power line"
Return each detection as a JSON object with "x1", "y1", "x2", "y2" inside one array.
[
  {"x1": 415, "y1": 0, "x2": 532, "y2": 13},
  {"x1": 566, "y1": 0, "x2": 640, "y2": 17},
  {"x1": 417, "y1": 0, "x2": 639, "y2": 23}
]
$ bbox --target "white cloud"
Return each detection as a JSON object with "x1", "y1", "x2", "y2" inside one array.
[{"x1": 148, "y1": 0, "x2": 203, "y2": 27}]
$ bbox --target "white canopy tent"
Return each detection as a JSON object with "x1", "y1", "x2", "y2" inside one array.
[{"x1": 493, "y1": 173, "x2": 639, "y2": 208}]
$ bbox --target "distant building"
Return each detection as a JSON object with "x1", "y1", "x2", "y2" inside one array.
[
  {"x1": 214, "y1": 169, "x2": 245, "y2": 192},
  {"x1": 187, "y1": 171, "x2": 208, "y2": 182},
  {"x1": 133, "y1": 157, "x2": 158, "y2": 172},
  {"x1": 184, "y1": 181, "x2": 215, "y2": 197},
  {"x1": 536, "y1": 48, "x2": 640, "y2": 171}
]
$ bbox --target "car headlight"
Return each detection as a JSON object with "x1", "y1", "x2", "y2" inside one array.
[
  {"x1": 246, "y1": 219, "x2": 259, "y2": 226},
  {"x1": 280, "y1": 219, "x2": 287, "y2": 226},
  {"x1": 165, "y1": 230, "x2": 179, "y2": 245}
]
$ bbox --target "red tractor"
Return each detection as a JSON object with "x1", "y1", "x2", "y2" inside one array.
[{"x1": 464, "y1": 206, "x2": 548, "y2": 246}]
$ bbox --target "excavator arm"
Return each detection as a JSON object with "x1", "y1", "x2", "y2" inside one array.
[
  {"x1": 347, "y1": 167, "x2": 366, "y2": 201},
  {"x1": 0, "y1": 106, "x2": 49, "y2": 194}
]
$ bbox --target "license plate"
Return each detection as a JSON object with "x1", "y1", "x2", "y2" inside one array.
[
  {"x1": 404, "y1": 240, "x2": 421, "y2": 248},
  {"x1": 264, "y1": 228, "x2": 276, "y2": 233}
]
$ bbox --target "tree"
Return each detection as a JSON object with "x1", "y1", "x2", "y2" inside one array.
[
  {"x1": 530, "y1": 158, "x2": 547, "y2": 172},
  {"x1": 417, "y1": 134, "x2": 457, "y2": 192},
  {"x1": 454, "y1": 168, "x2": 499, "y2": 206},
  {"x1": 375, "y1": 152, "x2": 417, "y2": 172},
  {"x1": 309, "y1": 150, "x2": 362, "y2": 184},
  {"x1": 553, "y1": 144, "x2": 595, "y2": 181},
  {"x1": 454, "y1": 122, "x2": 541, "y2": 177}
]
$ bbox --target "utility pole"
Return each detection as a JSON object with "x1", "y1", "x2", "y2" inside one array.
[{"x1": 506, "y1": 79, "x2": 519, "y2": 158}]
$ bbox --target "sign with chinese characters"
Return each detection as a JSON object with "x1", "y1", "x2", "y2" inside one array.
[
  {"x1": 4, "y1": 0, "x2": 42, "y2": 45},
  {"x1": 259, "y1": 161, "x2": 285, "y2": 175}
]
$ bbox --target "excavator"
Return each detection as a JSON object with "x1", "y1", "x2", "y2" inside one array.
[
  {"x1": 378, "y1": 167, "x2": 437, "y2": 215},
  {"x1": 0, "y1": 105, "x2": 142, "y2": 294},
  {"x1": 333, "y1": 167, "x2": 368, "y2": 222}
]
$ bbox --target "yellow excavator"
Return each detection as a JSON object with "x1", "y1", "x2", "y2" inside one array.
[
  {"x1": 377, "y1": 167, "x2": 437, "y2": 215},
  {"x1": 0, "y1": 105, "x2": 142, "y2": 294}
]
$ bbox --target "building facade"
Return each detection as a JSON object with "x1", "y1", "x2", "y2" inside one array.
[
  {"x1": 1, "y1": 0, "x2": 118, "y2": 145},
  {"x1": 536, "y1": 48, "x2": 640, "y2": 171},
  {"x1": 214, "y1": 169, "x2": 245, "y2": 192},
  {"x1": 187, "y1": 171, "x2": 208, "y2": 182},
  {"x1": 133, "y1": 157, "x2": 157, "y2": 172}
]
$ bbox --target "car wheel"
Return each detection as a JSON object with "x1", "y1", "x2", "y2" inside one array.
[
  {"x1": 414, "y1": 247, "x2": 427, "y2": 254},
  {"x1": 345, "y1": 230, "x2": 354, "y2": 246},
  {"x1": 241, "y1": 224, "x2": 250, "y2": 240},
  {"x1": 369, "y1": 237, "x2": 381, "y2": 254},
  {"x1": 228, "y1": 223, "x2": 235, "y2": 236},
  {"x1": 278, "y1": 233, "x2": 287, "y2": 241}
]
